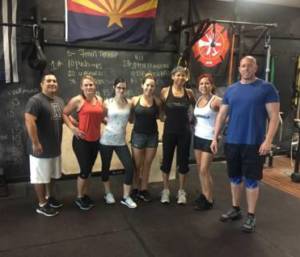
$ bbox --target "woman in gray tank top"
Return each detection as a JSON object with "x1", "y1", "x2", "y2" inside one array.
[{"x1": 99, "y1": 78, "x2": 137, "y2": 209}]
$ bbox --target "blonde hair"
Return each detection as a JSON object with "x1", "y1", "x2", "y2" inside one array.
[
  {"x1": 80, "y1": 75, "x2": 97, "y2": 86},
  {"x1": 142, "y1": 72, "x2": 156, "y2": 84},
  {"x1": 80, "y1": 75, "x2": 97, "y2": 99}
]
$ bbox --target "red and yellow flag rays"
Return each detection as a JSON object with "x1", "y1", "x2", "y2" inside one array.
[{"x1": 69, "y1": 0, "x2": 158, "y2": 28}]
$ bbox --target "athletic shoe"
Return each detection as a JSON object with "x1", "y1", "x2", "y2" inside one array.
[
  {"x1": 36, "y1": 203, "x2": 59, "y2": 217},
  {"x1": 74, "y1": 197, "x2": 93, "y2": 211},
  {"x1": 160, "y1": 189, "x2": 170, "y2": 204},
  {"x1": 82, "y1": 195, "x2": 95, "y2": 207},
  {"x1": 47, "y1": 196, "x2": 63, "y2": 208},
  {"x1": 130, "y1": 188, "x2": 139, "y2": 201},
  {"x1": 242, "y1": 214, "x2": 256, "y2": 233},
  {"x1": 220, "y1": 208, "x2": 242, "y2": 222},
  {"x1": 194, "y1": 194, "x2": 204, "y2": 204},
  {"x1": 138, "y1": 190, "x2": 152, "y2": 202},
  {"x1": 194, "y1": 194, "x2": 213, "y2": 211},
  {"x1": 177, "y1": 189, "x2": 187, "y2": 205},
  {"x1": 121, "y1": 196, "x2": 137, "y2": 208},
  {"x1": 104, "y1": 192, "x2": 116, "y2": 204}
]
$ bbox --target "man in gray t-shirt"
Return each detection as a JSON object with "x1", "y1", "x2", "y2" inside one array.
[{"x1": 25, "y1": 72, "x2": 64, "y2": 217}]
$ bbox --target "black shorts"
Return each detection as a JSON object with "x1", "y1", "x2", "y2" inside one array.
[
  {"x1": 224, "y1": 143, "x2": 265, "y2": 180},
  {"x1": 193, "y1": 136, "x2": 212, "y2": 153}
]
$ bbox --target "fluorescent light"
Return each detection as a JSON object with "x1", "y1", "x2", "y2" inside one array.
[{"x1": 233, "y1": 0, "x2": 300, "y2": 8}]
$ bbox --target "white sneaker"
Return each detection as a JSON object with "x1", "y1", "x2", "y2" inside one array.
[
  {"x1": 177, "y1": 189, "x2": 187, "y2": 205},
  {"x1": 104, "y1": 192, "x2": 116, "y2": 204},
  {"x1": 160, "y1": 189, "x2": 170, "y2": 204},
  {"x1": 121, "y1": 196, "x2": 137, "y2": 209}
]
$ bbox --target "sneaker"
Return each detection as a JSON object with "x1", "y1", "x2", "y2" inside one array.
[
  {"x1": 138, "y1": 190, "x2": 152, "y2": 202},
  {"x1": 47, "y1": 196, "x2": 63, "y2": 208},
  {"x1": 220, "y1": 208, "x2": 242, "y2": 222},
  {"x1": 82, "y1": 195, "x2": 95, "y2": 207},
  {"x1": 242, "y1": 214, "x2": 256, "y2": 233},
  {"x1": 130, "y1": 188, "x2": 139, "y2": 201},
  {"x1": 194, "y1": 194, "x2": 204, "y2": 205},
  {"x1": 194, "y1": 194, "x2": 213, "y2": 211},
  {"x1": 104, "y1": 192, "x2": 116, "y2": 204},
  {"x1": 36, "y1": 203, "x2": 59, "y2": 217},
  {"x1": 121, "y1": 196, "x2": 137, "y2": 208},
  {"x1": 160, "y1": 189, "x2": 170, "y2": 204},
  {"x1": 177, "y1": 189, "x2": 187, "y2": 205},
  {"x1": 74, "y1": 197, "x2": 93, "y2": 211}
]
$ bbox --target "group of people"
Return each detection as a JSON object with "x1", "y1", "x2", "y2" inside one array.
[{"x1": 24, "y1": 55, "x2": 280, "y2": 233}]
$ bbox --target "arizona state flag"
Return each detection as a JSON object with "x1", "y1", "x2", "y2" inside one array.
[{"x1": 65, "y1": 0, "x2": 158, "y2": 44}]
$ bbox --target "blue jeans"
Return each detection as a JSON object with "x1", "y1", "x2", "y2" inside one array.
[{"x1": 131, "y1": 131, "x2": 158, "y2": 149}]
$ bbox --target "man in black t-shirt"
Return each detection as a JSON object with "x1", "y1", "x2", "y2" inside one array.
[{"x1": 25, "y1": 72, "x2": 64, "y2": 217}]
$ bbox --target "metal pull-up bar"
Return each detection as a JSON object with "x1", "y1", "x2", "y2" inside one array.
[
  {"x1": 0, "y1": 22, "x2": 35, "y2": 28},
  {"x1": 177, "y1": 19, "x2": 277, "y2": 31},
  {"x1": 213, "y1": 19, "x2": 277, "y2": 28}
]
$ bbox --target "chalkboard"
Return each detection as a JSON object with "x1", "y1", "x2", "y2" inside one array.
[
  {"x1": 0, "y1": 46, "x2": 176, "y2": 181},
  {"x1": 46, "y1": 46, "x2": 176, "y2": 100},
  {"x1": 0, "y1": 86, "x2": 38, "y2": 159},
  {"x1": 0, "y1": 82, "x2": 40, "y2": 180}
]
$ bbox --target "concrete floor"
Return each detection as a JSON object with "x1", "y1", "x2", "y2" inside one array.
[{"x1": 0, "y1": 162, "x2": 300, "y2": 257}]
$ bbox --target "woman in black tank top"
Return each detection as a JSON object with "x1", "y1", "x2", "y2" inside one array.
[
  {"x1": 130, "y1": 73, "x2": 162, "y2": 202},
  {"x1": 160, "y1": 66, "x2": 195, "y2": 205}
]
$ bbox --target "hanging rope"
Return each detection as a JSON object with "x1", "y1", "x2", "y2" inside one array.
[{"x1": 227, "y1": 32, "x2": 236, "y2": 85}]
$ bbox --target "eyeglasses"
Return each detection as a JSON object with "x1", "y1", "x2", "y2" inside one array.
[{"x1": 116, "y1": 86, "x2": 126, "y2": 91}]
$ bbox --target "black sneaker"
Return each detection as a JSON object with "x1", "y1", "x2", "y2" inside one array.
[
  {"x1": 82, "y1": 195, "x2": 95, "y2": 207},
  {"x1": 194, "y1": 194, "x2": 205, "y2": 204},
  {"x1": 220, "y1": 208, "x2": 242, "y2": 222},
  {"x1": 194, "y1": 194, "x2": 213, "y2": 211},
  {"x1": 138, "y1": 190, "x2": 152, "y2": 202},
  {"x1": 48, "y1": 196, "x2": 63, "y2": 208},
  {"x1": 242, "y1": 214, "x2": 256, "y2": 233},
  {"x1": 36, "y1": 203, "x2": 59, "y2": 217},
  {"x1": 130, "y1": 189, "x2": 139, "y2": 201},
  {"x1": 74, "y1": 197, "x2": 93, "y2": 211}
]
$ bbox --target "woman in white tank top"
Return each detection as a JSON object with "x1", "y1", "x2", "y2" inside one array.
[
  {"x1": 99, "y1": 78, "x2": 137, "y2": 209},
  {"x1": 193, "y1": 74, "x2": 222, "y2": 211}
]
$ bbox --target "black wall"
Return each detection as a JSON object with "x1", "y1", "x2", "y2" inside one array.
[
  {"x1": 192, "y1": 0, "x2": 300, "y2": 150},
  {"x1": 1, "y1": 0, "x2": 300, "y2": 181}
]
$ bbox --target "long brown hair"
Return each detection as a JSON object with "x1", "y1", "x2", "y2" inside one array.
[{"x1": 112, "y1": 77, "x2": 128, "y2": 103}]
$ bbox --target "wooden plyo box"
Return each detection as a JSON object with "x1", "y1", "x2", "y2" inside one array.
[{"x1": 61, "y1": 123, "x2": 176, "y2": 182}]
